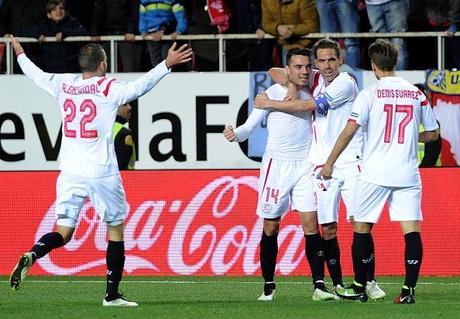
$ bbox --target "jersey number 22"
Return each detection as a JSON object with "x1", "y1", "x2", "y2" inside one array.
[{"x1": 63, "y1": 98, "x2": 98, "y2": 138}]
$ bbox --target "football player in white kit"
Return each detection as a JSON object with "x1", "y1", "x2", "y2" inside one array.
[
  {"x1": 258, "y1": 39, "x2": 385, "y2": 300},
  {"x1": 8, "y1": 35, "x2": 192, "y2": 306},
  {"x1": 320, "y1": 39, "x2": 439, "y2": 304},
  {"x1": 224, "y1": 48, "x2": 337, "y2": 302}
]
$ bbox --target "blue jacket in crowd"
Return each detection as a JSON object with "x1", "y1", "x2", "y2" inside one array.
[{"x1": 139, "y1": 0, "x2": 187, "y2": 34}]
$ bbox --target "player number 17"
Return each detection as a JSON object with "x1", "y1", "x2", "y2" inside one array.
[{"x1": 383, "y1": 104, "x2": 413, "y2": 144}]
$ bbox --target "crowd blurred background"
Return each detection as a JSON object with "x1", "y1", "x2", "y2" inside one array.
[{"x1": 0, "y1": 0, "x2": 458, "y2": 74}]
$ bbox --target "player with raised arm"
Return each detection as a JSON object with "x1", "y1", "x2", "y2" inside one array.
[
  {"x1": 224, "y1": 48, "x2": 338, "y2": 302},
  {"x1": 8, "y1": 35, "x2": 192, "y2": 306},
  {"x1": 319, "y1": 39, "x2": 439, "y2": 303},
  {"x1": 257, "y1": 38, "x2": 385, "y2": 300}
]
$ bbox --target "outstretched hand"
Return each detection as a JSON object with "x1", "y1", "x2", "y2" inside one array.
[
  {"x1": 165, "y1": 42, "x2": 193, "y2": 68},
  {"x1": 9, "y1": 35, "x2": 24, "y2": 56}
]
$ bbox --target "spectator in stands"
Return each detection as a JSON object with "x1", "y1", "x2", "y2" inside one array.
[
  {"x1": 423, "y1": 0, "x2": 460, "y2": 69},
  {"x1": 139, "y1": 0, "x2": 188, "y2": 68},
  {"x1": 183, "y1": 0, "x2": 218, "y2": 71},
  {"x1": 184, "y1": 0, "x2": 246, "y2": 71},
  {"x1": 65, "y1": 0, "x2": 96, "y2": 32},
  {"x1": 365, "y1": 0, "x2": 409, "y2": 70},
  {"x1": 262, "y1": 0, "x2": 319, "y2": 66},
  {"x1": 114, "y1": 103, "x2": 136, "y2": 170},
  {"x1": 35, "y1": 0, "x2": 87, "y2": 73},
  {"x1": 0, "y1": 0, "x2": 47, "y2": 72},
  {"x1": 235, "y1": 0, "x2": 274, "y2": 71},
  {"x1": 316, "y1": 0, "x2": 361, "y2": 69},
  {"x1": 90, "y1": 0, "x2": 145, "y2": 72}
]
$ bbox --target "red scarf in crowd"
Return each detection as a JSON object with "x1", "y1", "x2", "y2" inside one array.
[{"x1": 207, "y1": 0, "x2": 231, "y2": 33}]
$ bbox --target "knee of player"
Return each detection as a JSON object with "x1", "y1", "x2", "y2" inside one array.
[
  {"x1": 321, "y1": 222, "x2": 338, "y2": 239},
  {"x1": 263, "y1": 219, "x2": 280, "y2": 236}
]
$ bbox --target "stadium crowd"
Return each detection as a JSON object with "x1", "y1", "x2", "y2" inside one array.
[{"x1": 0, "y1": 0, "x2": 459, "y2": 73}]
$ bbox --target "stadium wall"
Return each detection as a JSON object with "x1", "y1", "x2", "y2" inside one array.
[{"x1": 1, "y1": 169, "x2": 459, "y2": 276}]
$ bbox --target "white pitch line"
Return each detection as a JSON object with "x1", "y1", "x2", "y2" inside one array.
[{"x1": 1, "y1": 280, "x2": 459, "y2": 285}]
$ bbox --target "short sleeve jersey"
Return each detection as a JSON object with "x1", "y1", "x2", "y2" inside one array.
[
  {"x1": 309, "y1": 70, "x2": 363, "y2": 166},
  {"x1": 350, "y1": 76, "x2": 439, "y2": 187},
  {"x1": 18, "y1": 53, "x2": 170, "y2": 178},
  {"x1": 234, "y1": 84, "x2": 313, "y2": 160}
]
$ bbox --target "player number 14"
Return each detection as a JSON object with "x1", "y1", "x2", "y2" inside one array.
[
  {"x1": 383, "y1": 104, "x2": 413, "y2": 143},
  {"x1": 265, "y1": 187, "x2": 279, "y2": 204}
]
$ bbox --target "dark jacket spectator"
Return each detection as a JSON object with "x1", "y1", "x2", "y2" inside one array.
[
  {"x1": 235, "y1": 0, "x2": 274, "y2": 71},
  {"x1": 90, "y1": 0, "x2": 145, "y2": 72},
  {"x1": 0, "y1": 0, "x2": 47, "y2": 37},
  {"x1": 36, "y1": 0, "x2": 87, "y2": 72},
  {"x1": 91, "y1": 0, "x2": 140, "y2": 36},
  {"x1": 0, "y1": 0, "x2": 47, "y2": 72}
]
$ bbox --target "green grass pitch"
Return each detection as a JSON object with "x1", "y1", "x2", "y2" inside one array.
[{"x1": 2, "y1": 276, "x2": 460, "y2": 319}]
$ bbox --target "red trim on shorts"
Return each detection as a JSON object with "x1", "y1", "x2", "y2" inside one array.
[
  {"x1": 348, "y1": 119, "x2": 357, "y2": 123},
  {"x1": 103, "y1": 79, "x2": 116, "y2": 97},
  {"x1": 97, "y1": 77, "x2": 107, "y2": 85},
  {"x1": 262, "y1": 158, "x2": 273, "y2": 192}
]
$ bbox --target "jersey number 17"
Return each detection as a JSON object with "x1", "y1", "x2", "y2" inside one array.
[{"x1": 383, "y1": 104, "x2": 413, "y2": 144}]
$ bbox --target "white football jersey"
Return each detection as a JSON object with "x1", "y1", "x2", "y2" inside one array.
[
  {"x1": 350, "y1": 76, "x2": 439, "y2": 187},
  {"x1": 309, "y1": 70, "x2": 363, "y2": 166},
  {"x1": 234, "y1": 84, "x2": 313, "y2": 160},
  {"x1": 18, "y1": 53, "x2": 170, "y2": 178}
]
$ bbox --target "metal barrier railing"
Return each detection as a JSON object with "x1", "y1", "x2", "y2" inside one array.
[{"x1": 0, "y1": 31, "x2": 456, "y2": 74}]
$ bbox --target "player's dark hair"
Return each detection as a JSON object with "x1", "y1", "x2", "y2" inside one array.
[
  {"x1": 78, "y1": 43, "x2": 105, "y2": 72},
  {"x1": 312, "y1": 38, "x2": 340, "y2": 59},
  {"x1": 286, "y1": 48, "x2": 311, "y2": 66},
  {"x1": 368, "y1": 39, "x2": 398, "y2": 71}
]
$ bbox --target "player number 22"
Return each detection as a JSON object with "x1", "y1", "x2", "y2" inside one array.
[
  {"x1": 63, "y1": 99, "x2": 98, "y2": 138},
  {"x1": 383, "y1": 104, "x2": 413, "y2": 143}
]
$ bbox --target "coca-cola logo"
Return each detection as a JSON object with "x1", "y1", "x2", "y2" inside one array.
[{"x1": 35, "y1": 175, "x2": 307, "y2": 275}]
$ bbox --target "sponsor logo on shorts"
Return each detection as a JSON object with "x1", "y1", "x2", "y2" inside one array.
[{"x1": 262, "y1": 203, "x2": 272, "y2": 213}]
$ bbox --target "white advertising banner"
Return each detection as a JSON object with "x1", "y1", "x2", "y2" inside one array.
[
  {"x1": 0, "y1": 72, "x2": 259, "y2": 170},
  {"x1": 0, "y1": 71, "x2": 426, "y2": 170}
]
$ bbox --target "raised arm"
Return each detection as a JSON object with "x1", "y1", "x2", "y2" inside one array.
[
  {"x1": 10, "y1": 35, "x2": 61, "y2": 98},
  {"x1": 319, "y1": 121, "x2": 360, "y2": 179},
  {"x1": 114, "y1": 43, "x2": 193, "y2": 105},
  {"x1": 268, "y1": 67, "x2": 289, "y2": 86}
]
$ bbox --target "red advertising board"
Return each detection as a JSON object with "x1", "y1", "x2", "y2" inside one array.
[{"x1": 1, "y1": 169, "x2": 459, "y2": 276}]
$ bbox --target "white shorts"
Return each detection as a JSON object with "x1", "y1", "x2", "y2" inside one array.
[
  {"x1": 55, "y1": 173, "x2": 128, "y2": 228},
  {"x1": 313, "y1": 163, "x2": 360, "y2": 224},
  {"x1": 256, "y1": 157, "x2": 316, "y2": 219},
  {"x1": 353, "y1": 179, "x2": 422, "y2": 224}
]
